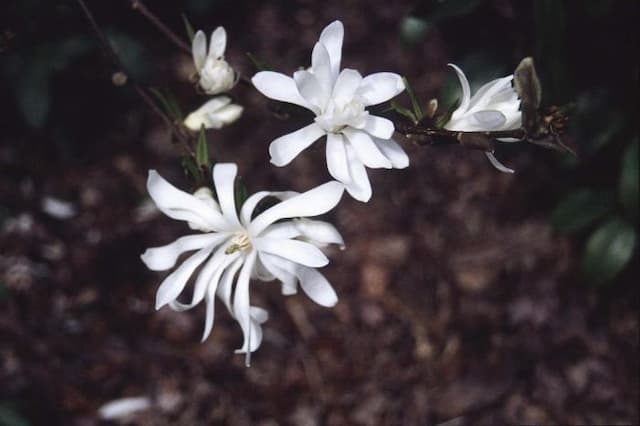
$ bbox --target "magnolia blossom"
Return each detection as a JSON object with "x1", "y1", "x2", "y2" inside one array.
[
  {"x1": 140, "y1": 163, "x2": 345, "y2": 362},
  {"x1": 252, "y1": 21, "x2": 409, "y2": 202},
  {"x1": 192, "y1": 27, "x2": 236, "y2": 95},
  {"x1": 444, "y1": 63, "x2": 522, "y2": 173},
  {"x1": 184, "y1": 96, "x2": 243, "y2": 131}
]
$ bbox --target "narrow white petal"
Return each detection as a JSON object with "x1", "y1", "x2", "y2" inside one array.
[
  {"x1": 297, "y1": 266, "x2": 338, "y2": 307},
  {"x1": 332, "y1": 69, "x2": 363, "y2": 102},
  {"x1": 344, "y1": 144, "x2": 372, "y2": 202},
  {"x1": 343, "y1": 128, "x2": 392, "y2": 169},
  {"x1": 238, "y1": 191, "x2": 270, "y2": 228},
  {"x1": 250, "y1": 306, "x2": 269, "y2": 324},
  {"x1": 98, "y1": 397, "x2": 151, "y2": 420},
  {"x1": 260, "y1": 222, "x2": 301, "y2": 240},
  {"x1": 147, "y1": 170, "x2": 229, "y2": 231},
  {"x1": 448, "y1": 63, "x2": 471, "y2": 120},
  {"x1": 213, "y1": 163, "x2": 241, "y2": 228},
  {"x1": 293, "y1": 70, "x2": 325, "y2": 114},
  {"x1": 217, "y1": 256, "x2": 243, "y2": 314},
  {"x1": 209, "y1": 26, "x2": 227, "y2": 59},
  {"x1": 294, "y1": 219, "x2": 344, "y2": 247},
  {"x1": 192, "y1": 30, "x2": 207, "y2": 70},
  {"x1": 472, "y1": 110, "x2": 506, "y2": 129},
  {"x1": 357, "y1": 72, "x2": 405, "y2": 106},
  {"x1": 268, "y1": 122, "x2": 325, "y2": 167},
  {"x1": 362, "y1": 115, "x2": 395, "y2": 140},
  {"x1": 155, "y1": 244, "x2": 214, "y2": 310},
  {"x1": 259, "y1": 252, "x2": 299, "y2": 295},
  {"x1": 372, "y1": 138, "x2": 409, "y2": 169},
  {"x1": 311, "y1": 42, "x2": 334, "y2": 92},
  {"x1": 485, "y1": 152, "x2": 515, "y2": 174},
  {"x1": 253, "y1": 237, "x2": 329, "y2": 267},
  {"x1": 261, "y1": 253, "x2": 337, "y2": 306},
  {"x1": 141, "y1": 233, "x2": 228, "y2": 271},
  {"x1": 252, "y1": 72, "x2": 311, "y2": 109},
  {"x1": 170, "y1": 247, "x2": 238, "y2": 312},
  {"x1": 201, "y1": 283, "x2": 216, "y2": 341},
  {"x1": 467, "y1": 75, "x2": 513, "y2": 111},
  {"x1": 326, "y1": 133, "x2": 351, "y2": 184},
  {"x1": 318, "y1": 20, "x2": 344, "y2": 79},
  {"x1": 233, "y1": 250, "x2": 257, "y2": 354},
  {"x1": 249, "y1": 181, "x2": 345, "y2": 236}
]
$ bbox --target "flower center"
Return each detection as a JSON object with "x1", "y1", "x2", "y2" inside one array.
[
  {"x1": 225, "y1": 232, "x2": 251, "y2": 254},
  {"x1": 316, "y1": 98, "x2": 366, "y2": 133}
]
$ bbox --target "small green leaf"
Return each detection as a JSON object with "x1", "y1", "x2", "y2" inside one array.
[
  {"x1": 182, "y1": 14, "x2": 195, "y2": 41},
  {"x1": 551, "y1": 189, "x2": 614, "y2": 234},
  {"x1": 195, "y1": 126, "x2": 210, "y2": 168},
  {"x1": 619, "y1": 139, "x2": 638, "y2": 222},
  {"x1": 581, "y1": 218, "x2": 637, "y2": 285},
  {"x1": 235, "y1": 176, "x2": 249, "y2": 214},
  {"x1": 246, "y1": 52, "x2": 271, "y2": 71},
  {"x1": 149, "y1": 88, "x2": 182, "y2": 121},
  {"x1": 388, "y1": 100, "x2": 418, "y2": 124},
  {"x1": 402, "y1": 76, "x2": 424, "y2": 122},
  {"x1": 181, "y1": 155, "x2": 201, "y2": 182}
]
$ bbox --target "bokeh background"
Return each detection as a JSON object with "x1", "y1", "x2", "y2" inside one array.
[{"x1": 0, "y1": 0, "x2": 637, "y2": 424}]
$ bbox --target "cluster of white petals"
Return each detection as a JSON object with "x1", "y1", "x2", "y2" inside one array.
[
  {"x1": 444, "y1": 64, "x2": 522, "y2": 173},
  {"x1": 192, "y1": 27, "x2": 236, "y2": 95},
  {"x1": 141, "y1": 164, "x2": 345, "y2": 361},
  {"x1": 184, "y1": 96, "x2": 243, "y2": 131},
  {"x1": 252, "y1": 21, "x2": 409, "y2": 202}
]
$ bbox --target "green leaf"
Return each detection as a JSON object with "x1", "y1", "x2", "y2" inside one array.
[
  {"x1": 182, "y1": 14, "x2": 195, "y2": 41},
  {"x1": 181, "y1": 155, "x2": 201, "y2": 182},
  {"x1": 149, "y1": 88, "x2": 182, "y2": 121},
  {"x1": 195, "y1": 126, "x2": 210, "y2": 168},
  {"x1": 619, "y1": 139, "x2": 638, "y2": 222},
  {"x1": 234, "y1": 176, "x2": 249, "y2": 214},
  {"x1": 581, "y1": 218, "x2": 637, "y2": 285},
  {"x1": 551, "y1": 189, "x2": 614, "y2": 234},
  {"x1": 388, "y1": 100, "x2": 418, "y2": 124},
  {"x1": 402, "y1": 76, "x2": 424, "y2": 122},
  {"x1": 246, "y1": 52, "x2": 271, "y2": 71}
]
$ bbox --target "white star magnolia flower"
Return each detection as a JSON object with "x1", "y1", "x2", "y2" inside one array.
[
  {"x1": 252, "y1": 21, "x2": 409, "y2": 202},
  {"x1": 192, "y1": 27, "x2": 236, "y2": 95},
  {"x1": 140, "y1": 163, "x2": 345, "y2": 364},
  {"x1": 444, "y1": 63, "x2": 522, "y2": 173},
  {"x1": 184, "y1": 96, "x2": 243, "y2": 131}
]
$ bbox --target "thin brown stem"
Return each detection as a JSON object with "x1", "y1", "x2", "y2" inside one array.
[
  {"x1": 129, "y1": 0, "x2": 191, "y2": 55},
  {"x1": 75, "y1": 0, "x2": 194, "y2": 157}
]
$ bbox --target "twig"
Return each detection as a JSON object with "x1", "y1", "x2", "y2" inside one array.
[
  {"x1": 129, "y1": 0, "x2": 191, "y2": 55},
  {"x1": 75, "y1": 0, "x2": 194, "y2": 157}
]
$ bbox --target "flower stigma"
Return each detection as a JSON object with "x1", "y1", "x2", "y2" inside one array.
[{"x1": 225, "y1": 232, "x2": 252, "y2": 255}]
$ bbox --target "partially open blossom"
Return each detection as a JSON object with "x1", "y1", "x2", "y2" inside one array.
[
  {"x1": 192, "y1": 27, "x2": 236, "y2": 95},
  {"x1": 184, "y1": 96, "x2": 243, "y2": 130},
  {"x1": 444, "y1": 63, "x2": 522, "y2": 173},
  {"x1": 140, "y1": 163, "x2": 345, "y2": 362},
  {"x1": 252, "y1": 21, "x2": 408, "y2": 202}
]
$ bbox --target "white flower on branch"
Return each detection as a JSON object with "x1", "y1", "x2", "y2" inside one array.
[
  {"x1": 140, "y1": 164, "x2": 345, "y2": 363},
  {"x1": 444, "y1": 63, "x2": 522, "y2": 173},
  {"x1": 184, "y1": 96, "x2": 243, "y2": 130},
  {"x1": 192, "y1": 27, "x2": 236, "y2": 95},
  {"x1": 252, "y1": 21, "x2": 409, "y2": 202}
]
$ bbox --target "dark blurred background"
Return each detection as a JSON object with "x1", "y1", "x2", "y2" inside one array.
[{"x1": 0, "y1": 0, "x2": 637, "y2": 424}]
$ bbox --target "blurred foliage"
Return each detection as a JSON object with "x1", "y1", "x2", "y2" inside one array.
[
  {"x1": 401, "y1": 0, "x2": 638, "y2": 285},
  {"x1": 0, "y1": 403, "x2": 29, "y2": 426}
]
